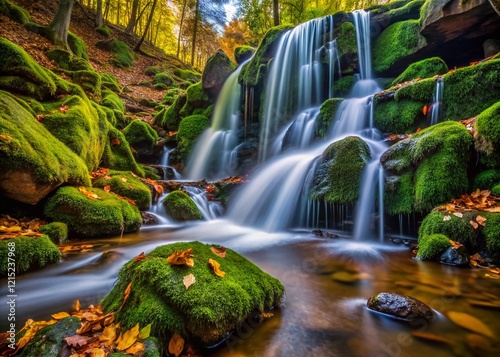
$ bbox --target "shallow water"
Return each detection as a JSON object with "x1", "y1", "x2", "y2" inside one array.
[{"x1": 2, "y1": 223, "x2": 500, "y2": 357}]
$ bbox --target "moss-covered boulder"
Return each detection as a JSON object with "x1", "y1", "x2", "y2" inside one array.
[
  {"x1": 416, "y1": 233, "x2": 452, "y2": 260},
  {"x1": 163, "y1": 190, "x2": 202, "y2": 221},
  {"x1": 96, "y1": 39, "x2": 135, "y2": 68},
  {"x1": 162, "y1": 88, "x2": 184, "y2": 105},
  {"x1": 40, "y1": 222, "x2": 69, "y2": 244},
  {"x1": 335, "y1": 21, "x2": 357, "y2": 75},
  {"x1": 311, "y1": 136, "x2": 370, "y2": 204},
  {"x1": 173, "y1": 68, "x2": 202, "y2": 84},
  {"x1": 392, "y1": 57, "x2": 448, "y2": 86},
  {"x1": 382, "y1": 121, "x2": 472, "y2": 214},
  {"x1": 315, "y1": 98, "x2": 344, "y2": 138},
  {"x1": 101, "y1": 241, "x2": 284, "y2": 346},
  {"x1": 179, "y1": 81, "x2": 210, "y2": 118},
  {"x1": 234, "y1": 45, "x2": 256, "y2": 64},
  {"x1": 0, "y1": 235, "x2": 61, "y2": 276},
  {"x1": 18, "y1": 316, "x2": 81, "y2": 357},
  {"x1": 176, "y1": 114, "x2": 210, "y2": 162},
  {"x1": 0, "y1": 91, "x2": 90, "y2": 204},
  {"x1": 0, "y1": 0, "x2": 31, "y2": 24},
  {"x1": 44, "y1": 186, "x2": 142, "y2": 237},
  {"x1": 45, "y1": 48, "x2": 94, "y2": 72},
  {"x1": 101, "y1": 72, "x2": 121, "y2": 92},
  {"x1": 154, "y1": 92, "x2": 187, "y2": 131},
  {"x1": 373, "y1": 19, "x2": 427, "y2": 75},
  {"x1": 101, "y1": 124, "x2": 145, "y2": 176},
  {"x1": 332, "y1": 76, "x2": 355, "y2": 97},
  {"x1": 122, "y1": 120, "x2": 158, "y2": 157},
  {"x1": 202, "y1": 50, "x2": 236, "y2": 101},
  {"x1": 475, "y1": 101, "x2": 500, "y2": 167},
  {"x1": 93, "y1": 170, "x2": 152, "y2": 210},
  {"x1": 153, "y1": 72, "x2": 177, "y2": 88},
  {"x1": 473, "y1": 169, "x2": 500, "y2": 190}
]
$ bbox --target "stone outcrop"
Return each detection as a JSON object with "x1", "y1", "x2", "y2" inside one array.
[{"x1": 201, "y1": 50, "x2": 236, "y2": 102}]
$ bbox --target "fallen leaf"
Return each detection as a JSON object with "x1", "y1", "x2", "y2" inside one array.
[
  {"x1": 470, "y1": 220, "x2": 479, "y2": 229},
  {"x1": 116, "y1": 323, "x2": 140, "y2": 351},
  {"x1": 52, "y1": 312, "x2": 70, "y2": 320},
  {"x1": 447, "y1": 311, "x2": 494, "y2": 338},
  {"x1": 64, "y1": 334, "x2": 91, "y2": 347},
  {"x1": 111, "y1": 137, "x2": 120, "y2": 145},
  {"x1": 210, "y1": 246, "x2": 226, "y2": 258},
  {"x1": 208, "y1": 258, "x2": 225, "y2": 277},
  {"x1": 99, "y1": 323, "x2": 116, "y2": 344},
  {"x1": 60, "y1": 104, "x2": 69, "y2": 113},
  {"x1": 133, "y1": 252, "x2": 147, "y2": 262},
  {"x1": 422, "y1": 105, "x2": 428, "y2": 116},
  {"x1": 121, "y1": 176, "x2": 127, "y2": 182},
  {"x1": 126, "y1": 341, "x2": 145, "y2": 354},
  {"x1": 167, "y1": 248, "x2": 194, "y2": 267},
  {"x1": 261, "y1": 312, "x2": 274, "y2": 319},
  {"x1": 443, "y1": 215, "x2": 451, "y2": 221},
  {"x1": 78, "y1": 186, "x2": 100, "y2": 200},
  {"x1": 120, "y1": 282, "x2": 132, "y2": 309},
  {"x1": 75, "y1": 300, "x2": 81, "y2": 312},
  {"x1": 103, "y1": 185, "x2": 111, "y2": 192},
  {"x1": 476, "y1": 215, "x2": 487, "y2": 226},
  {"x1": 168, "y1": 333, "x2": 184, "y2": 357},
  {"x1": 0, "y1": 134, "x2": 13, "y2": 141},
  {"x1": 138, "y1": 324, "x2": 151, "y2": 340},
  {"x1": 36, "y1": 114, "x2": 44, "y2": 121},
  {"x1": 183, "y1": 273, "x2": 196, "y2": 290},
  {"x1": 90, "y1": 348, "x2": 106, "y2": 357},
  {"x1": 466, "y1": 333, "x2": 492, "y2": 350},
  {"x1": 453, "y1": 212, "x2": 463, "y2": 218},
  {"x1": 411, "y1": 331, "x2": 451, "y2": 344}
]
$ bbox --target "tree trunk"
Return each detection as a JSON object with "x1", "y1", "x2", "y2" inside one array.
[
  {"x1": 103, "y1": 0, "x2": 110, "y2": 19},
  {"x1": 125, "y1": 0, "x2": 139, "y2": 33},
  {"x1": 49, "y1": 0, "x2": 74, "y2": 50},
  {"x1": 96, "y1": 0, "x2": 104, "y2": 27},
  {"x1": 134, "y1": 0, "x2": 158, "y2": 51},
  {"x1": 176, "y1": 0, "x2": 188, "y2": 59},
  {"x1": 273, "y1": 0, "x2": 280, "y2": 26},
  {"x1": 190, "y1": 0, "x2": 200, "y2": 66}
]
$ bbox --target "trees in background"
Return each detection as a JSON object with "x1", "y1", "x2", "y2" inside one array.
[{"x1": 48, "y1": 0, "x2": 74, "y2": 50}]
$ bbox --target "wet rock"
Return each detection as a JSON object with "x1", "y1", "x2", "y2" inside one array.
[
  {"x1": 440, "y1": 246, "x2": 470, "y2": 266},
  {"x1": 483, "y1": 38, "x2": 500, "y2": 58},
  {"x1": 202, "y1": 50, "x2": 236, "y2": 102},
  {"x1": 367, "y1": 292, "x2": 434, "y2": 322},
  {"x1": 141, "y1": 211, "x2": 158, "y2": 225}
]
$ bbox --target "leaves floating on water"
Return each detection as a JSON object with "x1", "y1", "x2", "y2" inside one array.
[
  {"x1": 447, "y1": 311, "x2": 494, "y2": 338},
  {"x1": 168, "y1": 333, "x2": 184, "y2": 357},
  {"x1": 210, "y1": 246, "x2": 226, "y2": 258},
  {"x1": 183, "y1": 273, "x2": 196, "y2": 290},
  {"x1": 208, "y1": 258, "x2": 226, "y2": 277},
  {"x1": 167, "y1": 248, "x2": 194, "y2": 267}
]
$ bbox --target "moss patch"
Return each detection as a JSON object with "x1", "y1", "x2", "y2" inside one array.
[
  {"x1": 0, "y1": 0, "x2": 31, "y2": 24},
  {"x1": 44, "y1": 186, "x2": 142, "y2": 237},
  {"x1": 336, "y1": 21, "x2": 357, "y2": 58},
  {"x1": 101, "y1": 241, "x2": 284, "y2": 345},
  {"x1": 180, "y1": 81, "x2": 210, "y2": 118},
  {"x1": 122, "y1": 120, "x2": 158, "y2": 156},
  {"x1": 154, "y1": 92, "x2": 187, "y2": 130},
  {"x1": 174, "y1": 68, "x2": 201, "y2": 83},
  {"x1": 96, "y1": 39, "x2": 135, "y2": 68},
  {"x1": 475, "y1": 101, "x2": 500, "y2": 167},
  {"x1": 163, "y1": 190, "x2": 202, "y2": 221},
  {"x1": 418, "y1": 210, "x2": 476, "y2": 248},
  {"x1": 473, "y1": 169, "x2": 500, "y2": 190},
  {"x1": 311, "y1": 136, "x2": 370, "y2": 204},
  {"x1": 374, "y1": 97, "x2": 424, "y2": 133},
  {"x1": 101, "y1": 124, "x2": 145, "y2": 176},
  {"x1": 332, "y1": 76, "x2": 355, "y2": 97},
  {"x1": 101, "y1": 73, "x2": 121, "y2": 92},
  {"x1": 416, "y1": 233, "x2": 452, "y2": 260},
  {"x1": 176, "y1": 114, "x2": 210, "y2": 161},
  {"x1": 234, "y1": 45, "x2": 256, "y2": 64},
  {"x1": 0, "y1": 235, "x2": 61, "y2": 276},
  {"x1": 162, "y1": 88, "x2": 184, "y2": 105},
  {"x1": 40, "y1": 222, "x2": 68, "y2": 244},
  {"x1": 315, "y1": 98, "x2": 343, "y2": 138},
  {"x1": 392, "y1": 57, "x2": 448, "y2": 86}
]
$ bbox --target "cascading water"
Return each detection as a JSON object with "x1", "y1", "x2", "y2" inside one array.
[
  {"x1": 158, "y1": 147, "x2": 180, "y2": 180},
  {"x1": 430, "y1": 76, "x2": 444, "y2": 125},
  {"x1": 184, "y1": 186, "x2": 223, "y2": 220},
  {"x1": 186, "y1": 61, "x2": 248, "y2": 180}
]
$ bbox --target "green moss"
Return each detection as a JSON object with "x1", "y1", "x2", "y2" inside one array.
[
  {"x1": 93, "y1": 170, "x2": 152, "y2": 210},
  {"x1": 40, "y1": 95, "x2": 108, "y2": 171},
  {"x1": 96, "y1": 39, "x2": 135, "y2": 68},
  {"x1": 122, "y1": 120, "x2": 158, "y2": 155},
  {"x1": 492, "y1": 183, "x2": 500, "y2": 196},
  {"x1": 419, "y1": 209, "x2": 478, "y2": 247},
  {"x1": 311, "y1": 136, "x2": 370, "y2": 204},
  {"x1": 336, "y1": 22, "x2": 357, "y2": 58},
  {"x1": 162, "y1": 88, "x2": 184, "y2": 105},
  {"x1": 45, "y1": 49, "x2": 94, "y2": 72},
  {"x1": 101, "y1": 124, "x2": 145, "y2": 176},
  {"x1": 385, "y1": 172, "x2": 415, "y2": 214},
  {"x1": 394, "y1": 77, "x2": 436, "y2": 102},
  {"x1": 40, "y1": 222, "x2": 68, "y2": 244},
  {"x1": 373, "y1": 19, "x2": 426, "y2": 73},
  {"x1": 0, "y1": 0, "x2": 30, "y2": 24},
  {"x1": 473, "y1": 169, "x2": 500, "y2": 190},
  {"x1": 154, "y1": 92, "x2": 187, "y2": 130},
  {"x1": 173, "y1": 68, "x2": 201, "y2": 83},
  {"x1": 203, "y1": 104, "x2": 215, "y2": 118},
  {"x1": 142, "y1": 165, "x2": 161, "y2": 180},
  {"x1": 392, "y1": 57, "x2": 448, "y2": 86},
  {"x1": 482, "y1": 213, "x2": 500, "y2": 262},
  {"x1": 370, "y1": 0, "x2": 411, "y2": 13},
  {"x1": 101, "y1": 72, "x2": 121, "y2": 92},
  {"x1": 44, "y1": 186, "x2": 141, "y2": 237},
  {"x1": 70, "y1": 70, "x2": 102, "y2": 98},
  {"x1": 442, "y1": 60, "x2": 500, "y2": 121},
  {"x1": 67, "y1": 31, "x2": 89, "y2": 60},
  {"x1": 96, "y1": 25, "x2": 111, "y2": 37},
  {"x1": 180, "y1": 81, "x2": 210, "y2": 118},
  {"x1": 315, "y1": 98, "x2": 343, "y2": 138},
  {"x1": 153, "y1": 72, "x2": 177, "y2": 87},
  {"x1": 163, "y1": 190, "x2": 203, "y2": 221},
  {"x1": 0, "y1": 90, "x2": 90, "y2": 187},
  {"x1": 0, "y1": 38, "x2": 57, "y2": 100},
  {"x1": 416, "y1": 233, "x2": 452, "y2": 260},
  {"x1": 101, "y1": 241, "x2": 284, "y2": 345},
  {"x1": 374, "y1": 97, "x2": 424, "y2": 133},
  {"x1": 234, "y1": 45, "x2": 256, "y2": 64},
  {"x1": 332, "y1": 76, "x2": 355, "y2": 97},
  {"x1": 101, "y1": 89, "x2": 125, "y2": 112},
  {"x1": 177, "y1": 114, "x2": 210, "y2": 161},
  {"x1": 18, "y1": 317, "x2": 81, "y2": 357},
  {"x1": 0, "y1": 235, "x2": 61, "y2": 276},
  {"x1": 475, "y1": 101, "x2": 500, "y2": 167},
  {"x1": 145, "y1": 65, "x2": 162, "y2": 76},
  {"x1": 239, "y1": 24, "x2": 293, "y2": 86}
]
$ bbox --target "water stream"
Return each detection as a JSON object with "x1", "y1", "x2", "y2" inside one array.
[{"x1": 430, "y1": 76, "x2": 444, "y2": 126}]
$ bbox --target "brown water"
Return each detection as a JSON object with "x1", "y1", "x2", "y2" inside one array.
[{"x1": 2, "y1": 222, "x2": 500, "y2": 357}]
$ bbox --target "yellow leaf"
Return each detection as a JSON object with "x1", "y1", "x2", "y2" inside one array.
[
  {"x1": 120, "y1": 282, "x2": 132, "y2": 309},
  {"x1": 208, "y1": 258, "x2": 226, "y2": 277},
  {"x1": 411, "y1": 331, "x2": 451, "y2": 344},
  {"x1": 121, "y1": 176, "x2": 127, "y2": 182},
  {"x1": 210, "y1": 246, "x2": 227, "y2": 258},
  {"x1": 116, "y1": 323, "x2": 140, "y2": 351},
  {"x1": 183, "y1": 273, "x2": 196, "y2": 290},
  {"x1": 75, "y1": 300, "x2": 81, "y2": 312},
  {"x1": 99, "y1": 323, "x2": 116, "y2": 344},
  {"x1": 126, "y1": 341, "x2": 145, "y2": 354},
  {"x1": 90, "y1": 348, "x2": 106, "y2": 357},
  {"x1": 167, "y1": 248, "x2": 194, "y2": 267},
  {"x1": 0, "y1": 134, "x2": 13, "y2": 141},
  {"x1": 448, "y1": 311, "x2": 494, "y2": 338},
  {"x1": 52, "y1": 312, "x2": 70, "y2": 320},
  {"x1": 168, "y1": 333, "x2": 184, "y2": 357},
  {"x1": 138, "y1": 323, "x2": 151, "y2": 340}
]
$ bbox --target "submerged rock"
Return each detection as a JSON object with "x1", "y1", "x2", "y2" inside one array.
[
  {"x1": 440, "y1": 246, "x2": 470, "y2": 266},
  {"x1": 367, "y1": 292, "x2": 434, "y2": 322},
  {"x1": 101, "y1": 241, "x2": 285, "y2": 346}
]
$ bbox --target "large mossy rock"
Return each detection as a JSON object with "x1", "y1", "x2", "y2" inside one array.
[
  {"x1": 101, "y1": 124, "x2": 145, "y2": 176},
  {"x1": 416, "y1": 233, "x2": 452, "y2": 260},
  {"x1": 202, "y1": 50, "x2": 236, "y2": 102},
  {"x1": 0, "y1": 235, "x2": 61, "y2": 276},
  {"x1": 163, "y1": 190, "x2": 202, "y2": 221},
  {"x1": 311, "y1": 136, "x2": 370, "y2": 204},
  {"x1": 44, "y1": 186, "x2": 142, "y2": 237},
  {"x1": 392, "y1": 56, "x2": 448, "y2": 86},
  {"x1": 315, "y1": 98, "x2": 344, "y2": 138},
  {"x1": 101, "y1": 241, "x2": 285, "y2": 346},
  {"x1": 0, "y1": 0, "x2": 31, "y2": 24},
  {"x1": 180, "y1": 81, "x2": 211, "y2": 118},
  {"x1": 176, "y1": 114, "x2": 210, "y2": 162},
  {"x1": 122, "y1": 120, "x2": 159, "y2": 157},
  {"x1": 234, "y1": 45, "x2": 256, "y2": 65},
  {"x1": 475, "y1": 101, "x2": 500, "y2": 167},
  {"x1": 0, "y1": 91, "x2": 90, "y2": 204},
  {"x1": 154, "y1": 92, "x2": 187, "y2": 131},
  {"x1": 96, "y1": 39, "x2": 135, "y2": 68},
  {"x1": 382, "y1": 121, "x2": 472, "y2": 214}
]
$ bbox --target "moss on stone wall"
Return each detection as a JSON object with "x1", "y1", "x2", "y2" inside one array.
[{"x1": 392, "y1": 57, "x2": 448, "y2": 86}]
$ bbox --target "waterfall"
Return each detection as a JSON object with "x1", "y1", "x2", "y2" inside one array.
[
  {"x1": 184, "y1": 186, "x2": 223, "y2": 220},
  {"x1": 258, "y1": 15, "x2": 338, "y2": 161},
  {"x1": 158, "y1": 147, "x2": 181, "y2": 180},
  {"x1": 430, "y1": 77, "x2": 443, "y2": 126},
  {"x1": 352, "y1": 10, "x2": 372, "y2": 80},
  {"x1": 186, "y1": 61, "x2": 248, "y2": 180}
]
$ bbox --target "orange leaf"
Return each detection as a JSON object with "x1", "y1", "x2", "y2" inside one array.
[
  {"x1": 75, "y1": 300, "x2": 81, "y2": 312},
  {"x1": 470, "y1": 220, "x2": 479, "y2": 229},
  {"x1": 476, "y1": 215, "x2": 487, "y2": 226},
  {"x1": 99, "y1": 323, "x2": 116, "y2": 346},
  {"x1": 167, "y1": 248, "x2": 194, "y2": 267},
  {"x1": 126, "y1": 341, "x2": 145, "y2": 354},
  {"x1": 103, "y1": 185, "x2": 111, "y2": 192},
  {"x1": 116, "y1": 323, "x2": 140, "y2": 351},
  {"x1": 52, "y1": 312, "x2": 70, "y2": 320},
  {"x1": 60, "y1": 104, "x2": 69, "y2": 113},
  {"x1": 36, "y1": 114, "x2": 44, "y2": 121},
  {"x1": 120, "y1": 282, "x2": 132, "y2": 309},
  {"x1": 133, "y1": 252, "x2": 147, "y2": 262},
  {"x1": 448, "y1": 311, "x2": 494, "y2": 338},
  {"x1": 78, "y1": 186, "x2": 100, "y2": 200},
  {"x1": 208, "y1": 258, "x2": 226, "y2": 277},
  {"x1": 111, "y1": 137, "x2": 120, "y2": 145},
  {"x1": 0, "y1": 134, "x2": 13, "y2": 141},
  {"x1": 168, "y1": 333, "x2": 184, "y2": 357},
  {"x1": 183, "y1": 273, "x2": 196, "y2": 290},
  {"x1": 210, "y1": 246, "x2": 226, "y2": 258},
  {"x1": 90, "y1": 348, "x2": 106, "y2": 357},
  {"x1": 64, "y1": 334, "x2": 91, "y2": 347},
  {"x1": 411, "y1": 331, "x2": 451, "y2": 344},
  {"x1": 422, "y1": 105, "x2": 428, "y2": 116}
]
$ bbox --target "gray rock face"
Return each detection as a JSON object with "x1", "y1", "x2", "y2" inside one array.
[
  {"x1": 440, "y1": 245, "x2": 470, "y2": 266},
  {"x1": 367, "y1": 292, "x2": 434, "y2": 322},
  {"x1": 202, "y1": 50, "x2": 236, "y2": 102}
]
